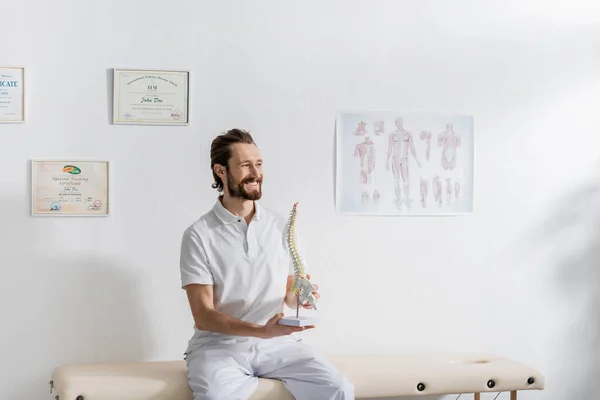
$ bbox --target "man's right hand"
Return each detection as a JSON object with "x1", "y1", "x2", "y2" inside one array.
[{"x1": 257, "y1": 313, "x2": 314, "y2": 339}]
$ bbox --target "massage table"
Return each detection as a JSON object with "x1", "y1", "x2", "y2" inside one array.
[{"x1": 50, "y1": 353, "x2": 544, "y2": 399}]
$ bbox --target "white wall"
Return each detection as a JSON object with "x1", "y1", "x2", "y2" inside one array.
[{"x1": 2, "y1": 1, "x2": 599, "y2": 399}]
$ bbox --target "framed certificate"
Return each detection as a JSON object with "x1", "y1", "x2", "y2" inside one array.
[
  {"x1": 31, "y1": 160, "x2": 110, "y2": 216},
  {"x1": 113, "y1": 68, "x2": 189, "y2": 125},
  {"x1": 0, "y1": 66, "x2": 25, "y2": 123}
]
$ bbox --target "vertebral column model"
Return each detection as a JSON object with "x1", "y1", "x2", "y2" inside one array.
[
  {"x1": 354, "y1": 136, "x2": 379, "y2": 204},
  {"x1": 437, "y1": 123, "x2": 461, "y2": 204},
  {"x1": 286, "y1": 202, "x2": 317, "y2": 317},
  {"x1": 387, "y1": 117, "x2": 421, "y2": 207}
]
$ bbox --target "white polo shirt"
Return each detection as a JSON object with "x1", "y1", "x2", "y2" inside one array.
[{"x1": 180, "y1": 198, "x2": 294, "y2": 349}]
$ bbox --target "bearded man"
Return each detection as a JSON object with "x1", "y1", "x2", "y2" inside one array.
[{"x1": 179, "y1": 128, "x2": 354, "y2": 400}]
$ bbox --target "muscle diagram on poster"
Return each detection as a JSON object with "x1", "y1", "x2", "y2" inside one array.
[{"x1": 335, "y1": 110, "x2": 474, "y2": 216}]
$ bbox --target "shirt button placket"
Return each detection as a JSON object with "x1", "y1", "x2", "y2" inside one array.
[
  {"x1": 246, "y1": 225, "x2": 256, "y2": 257},
  {"x1": 236, "y1": 218, "x2": 249, "y2": 253}
]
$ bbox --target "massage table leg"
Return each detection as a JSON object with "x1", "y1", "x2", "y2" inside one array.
[{"x1": 472, "y1": 391, "x2": 516, "y2": 399}]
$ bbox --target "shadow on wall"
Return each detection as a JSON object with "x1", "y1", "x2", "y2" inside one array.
[
  {"x1": 533, "y1": 167, "x2": 600, "y2": 399},
  {"x1": 0, "y1": 196, "x2": 153, "y2": 400}
]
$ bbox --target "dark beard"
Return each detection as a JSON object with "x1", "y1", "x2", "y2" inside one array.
[{"x1": 227, "y1": 173, "x2": 262, "y2": 200}]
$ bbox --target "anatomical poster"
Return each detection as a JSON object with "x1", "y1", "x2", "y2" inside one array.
[{"x1": 335, "y1": 111, "x2": 474, "y2": 215}]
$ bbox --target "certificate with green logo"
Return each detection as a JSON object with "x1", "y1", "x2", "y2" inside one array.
[
  {"x1": 113, "y1": 69, "x2": 189, "y2": 125},
  {"x1": 31, "y1": 160, "x2": 109, "y2": 216},
  {"x1": 0, "y1": 66, "x2": 25, "y2": 123}
]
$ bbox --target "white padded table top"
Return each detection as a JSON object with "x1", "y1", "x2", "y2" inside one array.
[
  {"x1": 51, "y1": 353, "x2": 544, "y2": 400},
  {"x1": 328, "y1": 353, "x2": 544, "y2": 398}
]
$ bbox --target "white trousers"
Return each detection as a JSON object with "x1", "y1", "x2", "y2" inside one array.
[{"x1": 185, "y1": 337, "x2": 354, "y2": 400}]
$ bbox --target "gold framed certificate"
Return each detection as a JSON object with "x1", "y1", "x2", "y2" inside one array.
[
  {"x1": 0, "y1": 66, "x2": 25, "y2": 123},
  {"x1": 113, "y1": 68, "x2": 189, "y2": 125},
  {"x1": 31, "y1": 160, "x2": 110, "y2": 216}
]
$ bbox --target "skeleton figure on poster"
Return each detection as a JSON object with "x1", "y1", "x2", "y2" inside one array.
[{"x1": 386, "y1": 117, "x2": 422, "y2": 208}]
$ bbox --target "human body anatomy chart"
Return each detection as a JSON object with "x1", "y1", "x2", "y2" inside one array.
[{"x1": 335, "y1": 111, "x2": 474, "y2": 215}]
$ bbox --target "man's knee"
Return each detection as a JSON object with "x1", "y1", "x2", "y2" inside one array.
[
  {"x1": 188, "y1": 379, "x2": 223, "y2": 400},
  {"x1": 187, "y1": 362, "x2": 256, "y2": 400},
  {"x1": 189, "y1": 379, "x2": 256, "y2": 400},
  {"x1": 192, "y1": 393, "x2": 219, "y2": 400},
  {"x1": 331, "y1": 373, "x2": 354, "y2": 398},
  {"x1": 310, "y1": 362, "x2": 354, "y2": 399}
]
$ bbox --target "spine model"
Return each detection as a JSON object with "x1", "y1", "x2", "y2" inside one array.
[
  {"x1": 286, "y1": 202, "x2": 305, "y2": 291},
  {"x1": 285, "y1": 202, "x2": 317, "y2": 317}
]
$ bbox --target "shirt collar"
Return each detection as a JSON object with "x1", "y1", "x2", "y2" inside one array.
[{"x1": 213, "y1": 197, "x2": 262, "y2": 224}]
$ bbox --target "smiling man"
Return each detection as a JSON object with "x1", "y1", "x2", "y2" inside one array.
[{"x1": 180, "y1": 128, "x2": 354, "y2": 400}]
